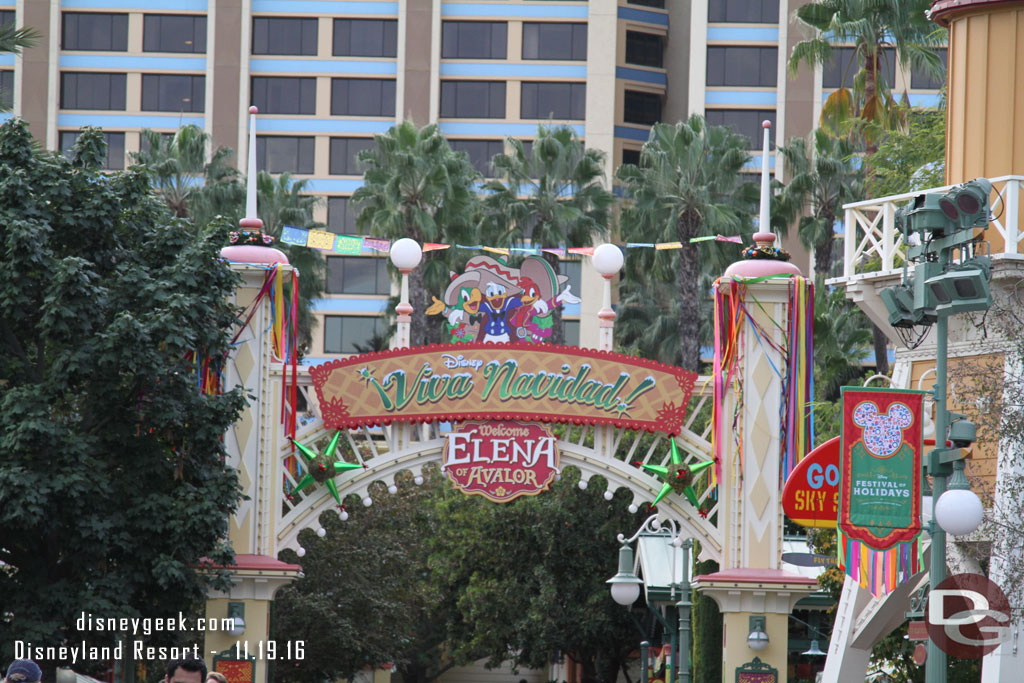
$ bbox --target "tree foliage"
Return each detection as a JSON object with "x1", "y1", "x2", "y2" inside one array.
[
  {"x1": 481, "y1": 126, "x2": 614, "y2": 344},
  {"x1": 617, "y1": 116, "x2": 757, "y2": 371},
  {"x1": 867, "y1": 105, "x2": 946, "y2": 198},
  {"x1": 0, "y1": 121, "x2": 245, "y2": 661},
  {"x1": 353, "y1": 121, "x2": 481, "y2": 346}
]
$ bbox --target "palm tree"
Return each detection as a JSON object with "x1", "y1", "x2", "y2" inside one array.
[
  {"x1": 788, "y1": 0, "x2": 943, "y2": 374},
  {"x1": 480, "y1": 125, "x2": 614, "y2": 344},
  {"x1": 617, "y1": 115, "x2": 757, "y2": 372},
  {"x1": 789, "y1": 0, "x2": 944, "y2": 153},
  {"x1": 777, "y1": 130, "x2": 864, "y2": 278},
  {"x1": 0, "y1": 23, "x2": 39, "y2": 112},
  {"x1": 131, "y1": 125, "x2": 244, "y2": 225},
  {"x1": 352, "y1": 121, "x2": 481, "y2": 347},
  {"x1": 255, "y1": 171, "x2": 326, "y2": 351},
  {"x1": 813, "y1": 283, "x2": 874, "y2": 401}
]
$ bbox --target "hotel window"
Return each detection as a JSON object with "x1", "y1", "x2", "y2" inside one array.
[
  {"x1": 522, "y1": 23, "x2": 586, "y2": 61},
  {"x1": 705, "y1": 109, "x2": 776, "y2": 148},
  {"x1": 324, "y1": 316, "x2": 386, "y2": 354},
  {"x1": 256, "y1": 136, "x2": 315, "y2": 174},
  {"x1": 560, "y1": 260, "x2": 582, "y2": 296},
  {"x1": 0, "y1": 11, "x2": 12, "y2": 29},
  {"x1": 442, "y1": 22, "x2": 507, "y2": 59},
  {"x1": 61, "y1": 73, "x2": 127, "y2": 110},
  {"x1": 625, "y1": 31, "x2": 664, "y2": 69},
  {"x1": 333, "y1": 19, "x2": 398, "y2": 57},
  {"x1": 707, "y1": 47, "x2": 777, "y2": 87},
  {"x1": 326, "y1": 256, "x2": 390, "y2": 295},
  {"x1": 449, "y1": 139, "x2": 504, "y2": 176},
  {"x1": 621, "y1": 148, "x2": 641, "y2": 167},
  {"x1": 330, "y1": 137, "x2": 375, "y2": 176},
  {"x1": 440, "y1": 81, "x2": 506, "y2": 118},
  {"x1": 708, "y1": 0, "x2": 779, "y2": 23},
  {"x1": 331, "y1": 78, "x2": 396, "y2": 117},
  {"x1": 143, "y1": 15, "x2": 206, "y2": 53},
  {"x1": 911, "y1": 48, "x2": 948, "y2": 90},
  {"x1": 823, "y1": 47, "x2": 896, "y2": 89},
  {"x1": 328, "y1": 197, "x2": 360, "y2": 234},
  {"x1": 623, "y1": 90, "x2": 661, "y2": 126},
  {"x1": 563, "y1": 320, "x2": 580, "y2": 346},
  {"x1": 628, "y1": 0, "x2": 666, "y2": 8},
  {"x1": 62, "y1": 13, "x2": 128, "y2": 51},
  {"x1": 521, "y1": 82, "x2": 585, "y2": 120},
  {"x1": 141, "y1": 75, "x2": 205, "y2": 112},
  {"x1": 60, "y1": 131, "x2": 126, "y2": 170},
  {"x1": 252, "y1": 17, "x2": 317, "y2": 56},
  {"x1": 251, "y1": 77, "x2": 316, "y2": 115},
  {"x1": 0, "y1": 70, "x2": 12, "y2": 110}
]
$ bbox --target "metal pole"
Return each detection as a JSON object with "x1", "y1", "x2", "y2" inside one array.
[
  {"x1": 677, "y1": 541, "x2": 692, "y2": 683},
  {"x1": 926, "y1": 300, "x2": 950, "y2": 683},
  {"x1": 641, "y1": 641, "x2": 650, "y2": 683}
]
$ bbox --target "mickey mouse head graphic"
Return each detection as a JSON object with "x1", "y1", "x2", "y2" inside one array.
[{"x1": 853, "y1": 401, "x2": 914, "y2": 457}]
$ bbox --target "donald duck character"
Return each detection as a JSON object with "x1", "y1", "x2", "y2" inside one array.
[{"x1": 449, "y1": 256, "x2": 550, "y2": 343}]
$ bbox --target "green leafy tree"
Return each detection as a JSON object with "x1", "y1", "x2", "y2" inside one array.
[
  {"x1": 353, "y1": 121, "x2": 481, "y2": 347},
  {"x1": 253, "y1": 170, "x2": 326, "y2": 351},
  {"x1": 617, "y1": 116, "x2": 757, "y2": 371},
  {"x1": 132, "y1": 125, "x2": 245, "y2": 225},
  {"x1": 429, "y1": 470, "x2": 643, "y2": 683},
  {"x1": 0, "y1": 122, "x2": 245, "y2": 664},
  {"x1": 867, "y1": 105, "x2": 946, "y2": 198},
  {"x1": 777, "y1": 130, "x2": 864, "y2": 278},
  {"x1": 481, "y1": 126, "x2": 615, "y2": 344}
]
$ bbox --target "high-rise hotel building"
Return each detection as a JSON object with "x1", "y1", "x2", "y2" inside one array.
[{"x1": 2, "y1": 1, "x2": 945, "y2": 361}]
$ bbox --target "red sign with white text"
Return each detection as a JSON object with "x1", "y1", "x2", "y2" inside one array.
[
  {"x1": 443, "y1": 420, "x2": 559, "y2": 502},
  {"x1": 782, "y1": 437, "x2": 840, "y2": 528}
]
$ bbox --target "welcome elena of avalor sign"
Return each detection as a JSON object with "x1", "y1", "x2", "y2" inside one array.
[{"x1": 309, "y1": 342, "x2": 698, "y2": 434}]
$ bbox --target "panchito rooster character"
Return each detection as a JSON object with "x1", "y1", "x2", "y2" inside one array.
[
  {"x1": 426, "y1": 270, "x2": 483, "y2": 343},
  {"x1": 509, "y1": 257, "x2": 582, "y2": 343}
]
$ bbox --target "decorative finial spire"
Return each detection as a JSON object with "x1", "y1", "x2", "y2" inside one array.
[
  {"x1": 754, "y1": 119, "x2": 773, "y2": 249},
  {"x1": 240, "y1": 105, "x2": 263, "y2": 230}
]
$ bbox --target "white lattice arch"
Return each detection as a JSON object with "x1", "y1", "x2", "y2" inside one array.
[{"x1": 274, "y1": 379, "x2": 723, "y2": 562}]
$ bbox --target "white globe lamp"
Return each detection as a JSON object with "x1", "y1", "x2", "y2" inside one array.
[
  {"x1": 592, "y1": 243, "x2": 624, "y2": 277},
  {"x1": 389, "y1": 238, "x2": 422, "y2": 272}
]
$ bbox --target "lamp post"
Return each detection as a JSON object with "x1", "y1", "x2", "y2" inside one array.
[
  {"x1": 389, "y1": 238, "x2": 422, "y2": 349},
  {"x1": 879, "y1": 180, "x2": 992, "y2": 683},
  {"x1": 592, "y1": 243, "x2": 623, "y2": 352},
  {"x1": 607, "y1": 514, "x2": 693, "y2": 683}
]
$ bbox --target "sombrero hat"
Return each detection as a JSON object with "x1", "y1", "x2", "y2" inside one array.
[
  {"x1": 464, "y1": 256, "x2": 524, "y2": 295},
  {"x1": 518, "y1": 256, "x2": 567, "y2": 302}
]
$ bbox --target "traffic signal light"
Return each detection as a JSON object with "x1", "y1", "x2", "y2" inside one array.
[
  {"x1": 924, "y1": 255, "x2": 992, "y2": 315},
  {"x1": 938, "y1": 178, "x2": 993, "y2": 230}
]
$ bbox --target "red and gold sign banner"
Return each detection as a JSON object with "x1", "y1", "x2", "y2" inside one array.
[
  {"x1": 840, "y1": 387, "x2": 925, "y2": 550},
  {"x1": 444, "y1": 420, "x2": 558, "y2": 502},
  {"x1": 782, "y1": 436, "x2": 840, "y2": 528},
  {"x1": 309, "y1": 343, "x2": 698, "y2": 434},
  {"x1": 215, "y1": 661, "x2": 254, "y2": 683}
]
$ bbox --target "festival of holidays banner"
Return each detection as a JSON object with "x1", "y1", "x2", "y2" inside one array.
[
  {"x1": 839, "y1": 387, "x2": 925, "y2": 550},
  {"x1": 308, "y1": 343, "x2": 698, "y2": 435}
]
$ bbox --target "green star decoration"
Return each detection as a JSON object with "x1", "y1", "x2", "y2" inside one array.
[
  {"x1": 289, "y1": 431, "x2": 363, "y2": 505},
  {"x1": 636, "y1": 438, "x2": 715, "y2": 508}
]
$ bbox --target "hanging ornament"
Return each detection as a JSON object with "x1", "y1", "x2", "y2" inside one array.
[
  {"x1": 635, "y1": 438, "x2": 714, "y2": 508},
  {"x1": 289, "y1": 431, "x2": 363, "y2": 505}
]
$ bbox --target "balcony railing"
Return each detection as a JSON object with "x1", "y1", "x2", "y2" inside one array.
[{"x1": 837, "y1": 175, "x2": 1024, "y2": 280}]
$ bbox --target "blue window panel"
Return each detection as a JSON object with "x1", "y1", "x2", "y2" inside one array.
[
  {"x1": 705, "y1": 90, "x2": 778, "y2": 106},
  {"x1": 302, "y1": 178, "x2": 365, "y2": 193},
  {"x1": 311, "y1": 297, "x2": 389, "y2": 313},
  {"x1": 253, "y1": 0, "x2": 397, "y2": 12},
  {"x1": 614, "y1": 125, "x2": 651, "y2": 142},
  {"x1": 706, "y1": 27, "x2": 779, "y2": 42},
  {"x1": 64, "y1": 0, "x2": 206, "y2": 9},
  {"x1": 250, "y1": 58, "x2": 397, "y2": 75},
  {"x1": 439, "y1": 121, "x2": 584, "y2": 136},
  {"x1": 57, "y1": 113, "x2": 204, "y2": 128},
  {"x1": 443, "y1": 3, "x2": 587, "y2": 19},
  {"x1": 617, "y1": 7, "x2": 667, "y2": 26},
  {"x1": 440, "y1": 63, "x2": 586, "y2": 78},
  {"x1": 60, "y1": 55, "x2": 206, "y2": 71},
  {"x1": 0, "y1": 54, "x2": 12, "y2": 66},
  {"x1": 257, "y1": 118, "x2": 393, "y2": 134},
  {"x1": 908, "y1": 92, "x2": 942, "y2": 108},
  {"x1": 742, "y1": 154, "x2": 776, "y2": 170},
  {"x1": 616, "y1": 66, "x2": 667, "y2": 85}
]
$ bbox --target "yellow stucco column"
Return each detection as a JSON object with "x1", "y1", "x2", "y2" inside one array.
[{"x1": 934, "y1": 0, "x2": 1024, "y2": 253}]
